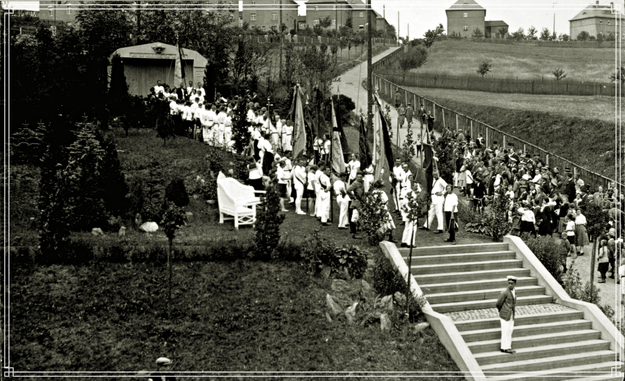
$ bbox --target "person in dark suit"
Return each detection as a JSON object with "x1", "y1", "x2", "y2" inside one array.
[
  {"x1": 347, "y1": 171, "x2": 365, "y2": 239},
  {"x1": 565, "y1": 173, "x2": 576, "y2": 203},
  {"x1": 496, "y1": 276, "x2": 517, "y2": 354}
]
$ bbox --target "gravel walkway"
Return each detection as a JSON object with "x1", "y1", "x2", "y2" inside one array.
[{"x1": 444, "y1": 303, "x2": 578, "y2": 322}]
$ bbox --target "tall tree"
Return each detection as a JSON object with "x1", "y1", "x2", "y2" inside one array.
[
  {"x1": 397, "y1": 46, "x2": 428, "y2": 80},
  {"x1": 423, "y1": 23, "x2": 444, "y2": 49},
  {"x1": 527, "y1": 25, "x2": 538, "y2": 40},
  {"x1": 540, "y1": 28, "x2": 550, "y2": 41}
]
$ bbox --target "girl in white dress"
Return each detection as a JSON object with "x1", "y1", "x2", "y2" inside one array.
[
  {"x1": 363, "y1": 164, "x2": 375, "y2": 193},
  {"x1": 347, "y1": 153, "x2": 361, "y2": 187},
  {"x1": 224, "y1": 111, "x2": 233, "y2": 149},
  {"x1": 282, "y1": 121, "x2": 293, "y2": 153}
]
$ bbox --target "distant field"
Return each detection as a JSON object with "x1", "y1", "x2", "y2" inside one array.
[
  {"x1": 403, "y1": 86, "x2": 619, "y2": 123},
  {"x1": 414, "y1": 39, "x2": 616, "y2": 83}
]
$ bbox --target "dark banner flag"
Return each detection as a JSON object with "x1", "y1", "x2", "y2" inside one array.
[
  {"x1": 359, "y1": 116, "x2": 372, "y2": 169},
  {"x1": 422, "y1": 143, "x2": 434, "y2": 197},
  {"x1": 373, "y1": 95, "x2": 394, "y2": 182},
  {"x1": 334, "y1": 95, "x2": 349, "y2": 154}
]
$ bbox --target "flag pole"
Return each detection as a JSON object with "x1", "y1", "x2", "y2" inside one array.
[{"x1": 330, "y1": 98, "x2": 334, "y2": 224}]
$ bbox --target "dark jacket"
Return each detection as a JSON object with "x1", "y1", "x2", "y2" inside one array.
[
  {"x1": 347, "y1": 179, "x2": 365, "y2": 209},
  {"x1": 496, "y1": 288, "x2": 516, "y2": 321},
  {"x1": 565, "y1": 179, "x2": 576, "y2": 203}
]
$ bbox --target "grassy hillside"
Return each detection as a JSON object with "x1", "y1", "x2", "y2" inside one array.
[
  {"x1": 406, "y1": 92, "x2": 619, "y2": 181},
  {"x1": 404, "y1": 87, "x2": 617, "y2": 123},
  {"x1": 414, "y1": 39, "x2": 615, "y2": 83}
]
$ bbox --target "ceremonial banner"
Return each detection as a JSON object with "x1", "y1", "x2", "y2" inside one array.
[
  {"x1": 291, "y1": 86, "x2": 307, "y2": 160},
  {"x1": 330, "y1": 99, "x2": 345, "y2": 174},
  {"x1": 359, "y1": 116, "x2": 372, "y2": 169},
  {"x1": 373, "y1": 95, "x2": 394, "y2": 182},
  {"x1": 333, "y1": 94, "x2": 349, "y2": 153},
  {"x1": 175, "y1": 44, "x2": 186, "y2": 87}
]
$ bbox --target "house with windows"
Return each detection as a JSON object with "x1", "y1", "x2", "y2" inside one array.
[
  {"x1": 304, "y1": 0, "x2": 378, "y2": 32},
  {"x1": 569, "y1": 1, "x2": 620, "y2": 40},
  {"x1": 241, "y1": 0, "x2": 299, "y2": 32},
  {"x1": 39, "y1": 0, "x2": 77, "y2": 25},
  {"x1": 446, "y1": 0, "x2": 508, "y2": 38}
]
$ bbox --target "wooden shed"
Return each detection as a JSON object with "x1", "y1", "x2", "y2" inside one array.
[{"x1": 111, "y1": 42, "x2": 208, "y2": 96}]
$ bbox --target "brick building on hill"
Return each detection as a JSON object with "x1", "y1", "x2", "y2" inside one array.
[
  {"x1": 446, "y1": 0, "x2": 508, "y2": 38},
  {"x1": 569, "y1": 1, "x2": 620, "y2": 40}
]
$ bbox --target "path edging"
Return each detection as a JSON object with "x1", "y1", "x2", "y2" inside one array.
[{"x1": 379, "y1": 241, "x2": 488, "y2": 381}]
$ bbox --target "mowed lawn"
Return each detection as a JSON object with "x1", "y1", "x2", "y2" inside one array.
[
  {"x1": 415, "y1": 39, "x2": 616, "y2": 83},
  {"x1": 402, "y1": 86, "x2": 619, "y2": 123}
]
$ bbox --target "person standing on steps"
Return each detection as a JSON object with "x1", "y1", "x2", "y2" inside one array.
[
  {"x1": 405, "y1": 103, "x2": 414, "y2": 128},
  {"x1": 496, "y1": 276, "x2": 517, "y2": 355},
  {"x1": 443, "y1": 184, "x2": 458, "y2": 244}
]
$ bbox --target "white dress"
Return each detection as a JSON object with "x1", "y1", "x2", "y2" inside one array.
[{"x1": 363, "y1": 165, "x2": 374, "y2": 193}]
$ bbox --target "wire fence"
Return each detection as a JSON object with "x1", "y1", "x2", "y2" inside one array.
[{"x1": 369, "y1": 50, "x2": 621, "y2": 191}]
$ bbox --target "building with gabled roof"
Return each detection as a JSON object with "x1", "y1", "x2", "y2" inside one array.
[
  {"x1": 446, "y1": 0, "x2": 508, "y2": 38},
  {"x1": 569, "y1": 1, "x2": 619, "y2": 40}
]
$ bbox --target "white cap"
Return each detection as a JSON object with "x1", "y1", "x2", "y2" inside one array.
[
  {"x1": 156, "y1": 357, "x2": 172, "y2": 366},
  {"x1": 507, "y1": 275, "x2": 518, "y2": 282}
]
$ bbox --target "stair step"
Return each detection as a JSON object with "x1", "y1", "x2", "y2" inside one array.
[
  {"x1": 455, "y1": 310, "x2": 584, "y2": 332},
  {"x1": 482, "y1": 350, "x2": 615, "y2": 372},
  {"x1": 462, "y1": 319, "x2": 593, "y2": 343},
  {"x1": 403, "y1": 251, "x2": 517, "y2": 265},
  {"x1": 431, "y1": 295, "x2": 553, "y2": 314},
  {"x1": 482, "y1": 360, "x2": 622, "y2": 381},
  {"x1": 412, "y1": 259, "x2": 523, "y2": 275},
  {"x1": 559, "y1": 376, "x2": 624, "y2": 381},
  {"x1": 421, "y1": 277, "x2": 537, "y2": 294},
  {"x1": 427, "y1": 286, "x2": 546, "y2": 305},
  {"x1": 467, "y1": 329, "x2": 601, "y2": 354},
  {"x1": 474, "y1": 340, "x2": 610, "y2": 366},
  {"x1": 415, "y1": 268, "x2": 531, "y2": 285},
  {"x1": 398, "y1": 242, "x2": 509, "y2": 256}
]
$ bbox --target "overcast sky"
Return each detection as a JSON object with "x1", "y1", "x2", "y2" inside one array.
[{"x1": 4, "y1": 0, "x2": 623, "y2": 38}]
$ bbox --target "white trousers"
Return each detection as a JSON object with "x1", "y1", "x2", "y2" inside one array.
[
  {"x1": 402, "y1": 221, "x2": 418, "y2": 245},
  {"x1": 424, "y1": 201, "x2": 444, "y2": 231},
  {"x1": 294, "y1": 181, "x2": 305, "y2": 213},
  {"x1": 337, "y1": 195, "x2": 350, "y2": 228},
  {"x1": 500, "y1": 318, "x2": 514, "y2": 350},
  {"x1": 319, "y1": 190, "x2": 331, "y2": 223}
]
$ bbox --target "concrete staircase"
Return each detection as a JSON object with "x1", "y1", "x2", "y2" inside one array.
[{"x1": 400, "y1": 242, "x2": 623, "y2": 381}]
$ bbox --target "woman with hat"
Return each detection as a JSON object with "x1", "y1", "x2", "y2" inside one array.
[{"x1": 371, "y1": 180, "x2": 398, "y2": 243}]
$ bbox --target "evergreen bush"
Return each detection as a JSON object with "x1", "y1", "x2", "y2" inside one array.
[
  {"x1": 359, "y1": 190, "x2": 393, "y2": 246},
  {"x1": 524, "y1": 236, "x2": 566, "y2": 283},
  {"x1": 253, "y1": 175, "x2": 285, "y2": 260},
  {"x1": 164, "y1": 178, "x2": 190, "y2": 208}
]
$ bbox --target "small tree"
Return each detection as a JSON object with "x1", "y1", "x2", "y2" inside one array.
[
  {"x1": 487, "y1": 186, "x2": 512, "y2": 242},
  {"x1": 560, "y1": 33, "x2": 570, "y2": 42},
  {"x1": 401, "y1": 127, "x2": 416, "y2": 163},
  {"x1": 360, "y1": 189, "x2": 393, "y2": 246},
  {"x1": 551, "y1": 31, "x2": 557, "y2": 41},
  {"x1": 477, "y1": 61, "x2": 492, "y2": 78},
  {"x1": 254, "y1": 173, "x2": 286, "y2": 259},
  {"x1": 552, "y1": 68, "x2": 567, "y2": 81},
  {"x1": 597, "y1": 32, "x2": 605, "y2": 44},
  {"x1": 108, "y1": 53, "x2": 130, "y2": 120},
  {"x1": 609, "y1": 66, "x2": 625, "y2": 84},
  {"x1": 155, "y1": 104, "x2": 176, "y2": 145},
  {"x1": 423, "y1": 23, "x2": 444, "y2": 49},
  {"x1": 577, "y1": 31, "x2": 590, "y2": 41},
  {"x1": 161, "y1": 202, "x2": 186, "y2": 316},
  {"x1": 472, "y1": 28, "x2": 484, "y2": 38},
  {"x1": 512, "y1": 27, "x2": 525, "y2": 41},
  {"x1": 539, "y1": 28, "x2": 550, "y2": 41},
  {"x1": 527, "y1": 26, "x2": 537, "y2": 40},
  {"x1": 397, "y1": 46, "x2": 428, "y2": 80}
]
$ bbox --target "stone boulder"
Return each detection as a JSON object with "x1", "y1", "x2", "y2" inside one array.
[
  {"x1": 326, "y1": 294, "x2": 343, "y2": 317},
  {"x1": 91, "y1": 228, "x2": 104, "y2": 236},
  {"x1": 393, "y1": 291, "x2": 407, "y2": 307},
  {"x1": 375, "y1": 295, "x2": 394, "y2": 311},
  {"x1": 410, "y1": 322, "x2": 430, "y2": 335},
  {"x1": 345, "y1": 302, "x2": 359, "y2": 324},
  {"x1": 380, "y1": 313, "x2": 392, "y2": 331},
  {"x1": 139, "y1": 221, "x2": 159, "y2": 233}
]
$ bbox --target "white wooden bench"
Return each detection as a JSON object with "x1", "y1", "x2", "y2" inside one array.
[{"x1": 217, "y1": 172, "x2": 265, "y2": 229}]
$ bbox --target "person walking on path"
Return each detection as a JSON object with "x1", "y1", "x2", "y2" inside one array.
[
  {"x1": 397, "y1": 103, "x2": 406, "y2": 129},
  {"x1": 405, "y1": 103, "x2": 414, "y2": 128},
  {"x1": 422, "y1": 171, "x2": 447, "y2": 234},
  {"x1": 394, "y1": 89, "x2": 401, "y2": 108},
  {"x1": 496, "y1": 276, "x2": 517, "y2": 355},
  {"x1": 597, "y1": 239, "x2": 610, "y2": 283}
]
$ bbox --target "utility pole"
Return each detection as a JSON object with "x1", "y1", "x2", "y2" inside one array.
[
  {"x1": 407, "y1": 23, "x2": 409, "y2": 42},
  {"x1": 136, "y1": 0, "x2": 141, "y2": 45},
  {"x1": 553, "y1": 2, "x2": 557, "y2": 35},
  {"x1": 335, "y1": 0, "x2": 338, "y2": 65},
  {"x1": 367, "y1": 0, "x2": 373, "y2": 132},
  {"x1": 383, "y1": 4, "x2": 386, "y2": 44},
  {"x1": 279, "y1": 0, "x2": 283, "y2": 81},
  {"x1": 397, "y1": 12, "x2": 400, "y2": 46}
]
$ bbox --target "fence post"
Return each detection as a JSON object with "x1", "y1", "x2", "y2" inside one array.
[
  {"x1": 470, "y1": 120, "x2": 473, "y2": 140},
  {"x1": 523, "y1": 144, "x2": 526, "y2": 155},
  {"x1": 485, "y1": 127, "x2": 489, "y2": 147},
  {"x1": 546, "y1": 154, "x2": 549, "y2": 166},
  {"x1": 442, "y1": 108, "x2": 445, "y2": 129},
  {"x1": 456, "y1": 114, "x2": 459, "y2": 132},
  {"x1": 503, "y1": 135, "x2": 506, "y2": 150}
]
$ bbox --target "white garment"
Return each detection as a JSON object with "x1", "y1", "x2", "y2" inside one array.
[
  {"x1": 443, "y1": 193, "x2": 459, "y2": 213},
  {"x1": 318, "y1": 173, "x2": 331, "y2": 223},
  {"x1": 402, "y1": 220, "x2": 418, "y2": 246},
  {"x1": 337, "y1": 194, "x2": 350, "y2": 228},
  {"x1": 500, "y1": 318, "x2": 514, "y2": 350},
  {"x1": 347, "y1": 160, "x2": 361, "y2": 182}
]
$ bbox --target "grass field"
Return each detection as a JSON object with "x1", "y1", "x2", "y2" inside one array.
[
  {"x1": 415, "y1": 39, "x2": 617, "y2": 83},
  {"x1": 403, "y1": 86, "x2": 619, "y2": 123}
]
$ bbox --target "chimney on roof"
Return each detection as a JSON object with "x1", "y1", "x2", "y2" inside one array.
[{"x1": 596, "y1": 0, "x2": 599, "y2": 4}]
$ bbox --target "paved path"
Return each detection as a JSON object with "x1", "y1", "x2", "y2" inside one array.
[
  {"x1": 444, "y1": 303, "x2": 577, "y2": 322},
  {"x1": 332, "y1": 46, "x2": 438, "y2": 168}
]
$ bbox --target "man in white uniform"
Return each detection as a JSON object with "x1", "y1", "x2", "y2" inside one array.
[{"x1": 422, "y1": 172, "x2": 447, "y2": 233}]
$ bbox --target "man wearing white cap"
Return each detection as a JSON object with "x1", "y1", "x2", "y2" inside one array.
[
  {"x1": 496, "y1": 276, "x2": 517, "y2": 354},
  {"x1": 148, "y1": 357, "x2": 176, "y2": 381}
]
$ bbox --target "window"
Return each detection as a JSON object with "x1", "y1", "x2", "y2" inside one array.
[
  {"x1": 261, "y1": 25, "x2": 266, "y2": 29},
  {"x1": 299, "y1": 22, "x2": 306, "y2": 29},
  {"x1": 314, "y1": 19, "x2": 319, "y2": 25},
  {"x1": 239, "y1": 18, "x2": 243, "y2": 27},
  {"x1": 332, "y1": 19, "x2": 336, "y2": 26},
  {"x1": 251, "y1": 1, "x2": 255, "y2": 4},
  {"x1": 463, "y1": 25, "x2": 468, "y2": 31},
  {"x1": 272, "y1": 12, "x2": 277, "y2": 20},
  {"x1": 463, "y1": 12, "x2": 468, "y2": 17},
  {"x1": 608, "y1": 20, "x2": 611, "y2": 25},
  {"x1": 48, "y1": 5, "x2": 53, "y2": 16},
  {"x1": 67, "y1": 3, "x2": 71, "y2": 15},
  {"x1": 359, "y1": 12, "x2": 364, "y2": 18},
  {"x1": 600, "y1": 20, "x2": 602, "y2": 24},
  {"x1": 50, "y1": 25, "x2": 57, "y2": 37},
  {"x1": 250, "y1": 13, "x2": 256, "y2": 20},
  {"x1": 315, "y1": 6, "x2": 318, "y2": 11},
  {"x1": 271, "y1": 25, "x2": 277, "y2": 31}
]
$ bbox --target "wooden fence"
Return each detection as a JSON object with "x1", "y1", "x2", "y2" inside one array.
[
  {"x1": 448, "y1": 37, "x2": 621, "y2": 49},
  {"x1": 377, "y1": 71, "x2": 615, "y2": 97},
  {"x1": 371, "y1": 67, "x2": 621, "y2": 191}
]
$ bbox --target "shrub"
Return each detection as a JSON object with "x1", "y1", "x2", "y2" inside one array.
[
  {"x1": 488, "y1": 188, "x2": 512, "y2": 242},
  {"x1": 359, "y1": 190, "x2": 393, "y2": 246},
  {"x1": 524, "y1": 236, "x2": 566, "y2": 283},
  {"x1": 300, "y1": 230, "x2": 368, "y2": 279},
  {"x1": 164, "y1": 178, "x2": 190, "y2": 208},
  {"x1": 253, "y1": 176, "x2": 285, "y2": 260}
]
